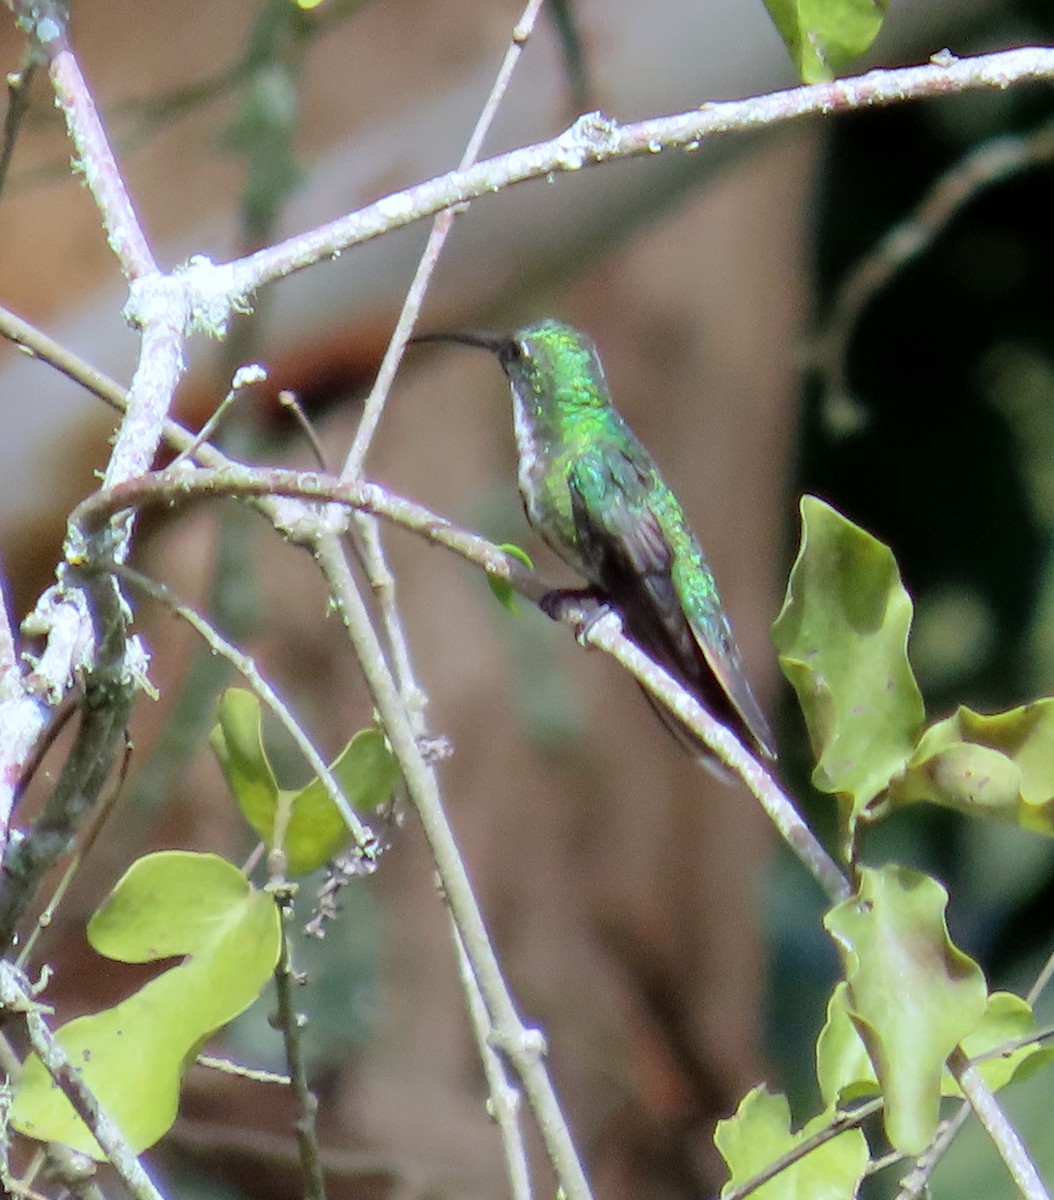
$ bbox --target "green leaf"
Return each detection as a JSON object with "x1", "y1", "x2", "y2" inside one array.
[
  {"x1": 819, "y1": 983, "x2": 1046, "y2": 1110},
  {"x1": 11, "y1": 852, "x2": 281, "y2": 1157},
  {"x1": 824, "y1": 865, "x2": 988, "y2": 1155},
  {"x1": 889, "y1": 701, "x2": 1054, "y2": 835},
  {"x1": 210, "y1": 687, "x2": 280, "y2": 824},
  {"x1": 772, "y1": 496, "x2": 924, "y2": 831},
  {"x1": 714, "y1": 1084, "x2": 869, "y2": 1199},
  {"x1": 815, "y1": 982, "x2": 878, "y2": 1109},
  {"x1": 761, "y1": 0, "x2": 888, "y2": 83},
  {"x1": 284, "y1": 728, "x2": 398, "y2": 874},
  {"x1": 947, "y1": 991, "x2": 1054, "y2": 1096},
  {"x1": 487, "y1": 543, "x2": 534, "y2": 614},
  {"x1": 210, "y1": 688, "x2": 397, "y2": 876}
]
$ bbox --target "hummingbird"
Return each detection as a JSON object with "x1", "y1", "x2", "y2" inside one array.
[{"x1": 415, "y1": 318, "x2": 776, "y2": 762}]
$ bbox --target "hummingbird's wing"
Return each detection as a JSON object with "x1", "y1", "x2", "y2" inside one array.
[{"x1": 567, "y1": 449, "x2": 775, "y2": 760}]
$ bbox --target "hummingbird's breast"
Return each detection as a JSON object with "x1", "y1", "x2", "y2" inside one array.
[{"x1": 510, "y1": 391, "x2": 588, "y2": 574}]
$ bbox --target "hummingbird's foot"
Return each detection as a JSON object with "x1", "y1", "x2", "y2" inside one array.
[
  {"x1": 538, "y1": 585, "x2": 606, "y2": 623},
  {"x1": 540, "y1": 587, "x2": 620, "y2": 646}
]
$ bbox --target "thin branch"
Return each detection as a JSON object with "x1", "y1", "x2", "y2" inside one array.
[
  {"x1": 354, "y1": 518, "x2": 429, "y2": 734},
  {"x1": 894, "y1": 1105, "x2": 972, "y2": 1200},
  {"x1": 312, "y1": 537, "x2": 593, "y2": 1200},
  {"x1": 273, "y1": 913, "x2": 327, "y2": 1200},
  {"x1": 72, "y1": 465, "x2": 534, "y2": 595},
  {"x1": 0, "y1": 573, "x2": 137, "y2": 949},
  {"x1": 581, "y1": 612, "x2": 849, "y2": 903},
  {"x1": 1027, "y1": 943, "x2": 1054, "y2": 1008},
  {"x1": 895, "y1": 960, "x2": 1054, "y2": 1198},
  {"x1": 0, "y1": 962, "x2": 164, "y2": 1200},
  {"x1": 337, "y1": 0, "x2": 547, "y2": 764},
  {"x1": 14, "y1": 730, "x2": 129, "y2": 970},
  {"x1": 948, "y1": 1047, "x2": 1049, "y2": 1200},
  {"x1": 278, "y1": 390, "x2": 331, "y2": 471},
  {"x1": 452, "y1": 917, "x2": 533, "y2": 1200},
  {"x1": 44, "y1": 34, "x2": 157, "y2": 278},
  {"x1": 0, "y1": 57, "x2": 36, "y2": 204},
  {"x1": 115, "y1": 564, "x2": 380, "y2": 859},
  {"x1": 721, "y1": 1098, "x2": 883, "y2": 1200},
  {"x1": 0, "y1": 302, "x2": 131, "y2": 413},
  {"x1": 196, "y1": 1055, "x2": 290, "y2": 1085},
  {"x1": 226, "y1": 47, "x2": 1054, "y2": 298},
  {"x1": 72, "y1": 463, "x2": 848, "y2": 900},
  {"x1": 339, "y1": 0, "x2": 548, "y2": 479}
]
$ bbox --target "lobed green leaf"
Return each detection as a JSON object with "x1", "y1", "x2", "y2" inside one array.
[
  {"x1": 772, "y1": 496, "x2": 924, "y2": 837},
  {"x1": 824, "y1": 865, "x2": 987, "y2": 1155},
  {"x1": 210, "y1": 687, "x2": 397, "y2": 875},
  {"x1": 889, "y1": 701, "x2": 1054, "y2": 835},
  {"x1": 714, "y1": 1084, "x2": 868, "y2": 1199},
  {"x1": 11, "y1": 852, "x2": 281, "y2": 1157}
]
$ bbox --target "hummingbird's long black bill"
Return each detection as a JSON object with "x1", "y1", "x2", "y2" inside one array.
[{"x1": 409, "y1": 330, "x2": 510, "y2": 354}]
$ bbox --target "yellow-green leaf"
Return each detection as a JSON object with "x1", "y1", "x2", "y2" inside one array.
[
  {"x1": 487, "y1": 542, "x2": 534, "y2": 614},
  {"x1": 947, "y1": 991, "x2": 1054, "y2": 1096},
  {"x1": 11, "y1": 852, "x2": 281, "y2": 1157},
  {"x1": 762, "y1": 0, "x2": 888, "y2": 83},
  {"x1": 815, "y1": 982, "x2": 878, "y2": 1110},
  {"x1": 282, "y1": 727, "x2": 397, "y2": 874},
  {"x1": 819, "y1": 983, "x2": 1045, "y2": 1109},
  {"x1": 211, "y1": 688, "x2": 397, "y2": 875},
  {"x1": 889, "y1": 701, "x2": 1054, "y2": 835},
  {"x1": 715, "y1": 1084, "x2": 869, "y2": 1199},
  {"x1": 824, "y1": 865, "x2": 987, "y2": 1155}
]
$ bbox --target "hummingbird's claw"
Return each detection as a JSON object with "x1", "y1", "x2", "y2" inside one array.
[
  {"x1": 540, "y1": 587, "x2": 619, "y2": 646},
  {"x1": 539, "y1": 585, "x2": 606, "y2": 623}
]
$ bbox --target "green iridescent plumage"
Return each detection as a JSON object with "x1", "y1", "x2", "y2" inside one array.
[{"x1": 421, "y1": 318, "x2": 775, "y2": 761}]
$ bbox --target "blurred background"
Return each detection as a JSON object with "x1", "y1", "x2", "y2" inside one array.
[{"x1": 2, "y1": 0, "x2": 1054, "y2": 1196}]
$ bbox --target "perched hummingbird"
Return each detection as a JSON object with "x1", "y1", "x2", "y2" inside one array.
[{"x1": 416, "y1": 318, "x2": 775, "y2": 762}]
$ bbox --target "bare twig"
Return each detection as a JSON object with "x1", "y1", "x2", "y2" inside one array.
[
  {"x1": 0, "y1": 570, "x2": 137, "y2": 948},
  {"x1": 72, "y1": 463, "x2": 849, "y2": 900},
  {"x1": 340, "y1": 0, "x2": 548, "y2": 479},
  {"x1": 581, "y1": 612, "x2": 849, "y2": 903},
  {"x1": 337, "y1": 0, "x2": 547, "y2": 761},
  {"x1": 34, "y1": 1144, "x2": 106, "y2": 1200},
  {"x1": 14, "y1": 731, "x2": 129, "y2": 970},
  {"x1": 452, "y1": 918, "x2": 533, "y2": 1200},
  {"x1": 313, "y1": 537, "x2": 593, "y2": 1200},
  {"x1": 273, "y1": 913, "x2": 327, "y2": 1200},
  {"x1": 895, "y1": 965, "x2": 1054, "y2": 1199},
  {"x1": 948, "y1": 1047, "x2": 1048, "y2": 1200},
  {"x1": 0, "y1": 57, "x2": 36, "y2": 204},
  {"x1": 226, "y1": 48, "x2": 1054, "y2": 298},
  {"x1": 115, "y1": 564, "x2": 379, "y2": 859},
  {"x1": 0, "y1": 302, "x2": 130, "y2": 413},
  {"x1": 39, "y1": 22, "x2": 157, "y2": 278},
  {"x1": 894, "y1": 1105, "x2": 972, "y2": 1200},
  {"x1": 1027, "y1": 944, "x2": 1054, "y2": 1008},
  {"x1": 196, "y1": 1055, "x2": 290, "y2": 1084}
]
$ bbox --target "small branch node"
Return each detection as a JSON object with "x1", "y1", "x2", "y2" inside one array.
[{"x1": 554, "y1": 110, "x2": 619, "y2": 168}]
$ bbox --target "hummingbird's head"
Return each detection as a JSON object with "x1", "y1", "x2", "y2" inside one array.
[
  {"x1": 413, "y1": 319, "x2": 609, "y2": 414},
  {"x1": 497, "y1": 319, "x2": 608, "y2": 413}
]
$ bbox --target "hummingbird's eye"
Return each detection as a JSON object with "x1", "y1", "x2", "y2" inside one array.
[{"x1": 502, "y1": 339, "x2": 525, "y2": 366}]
